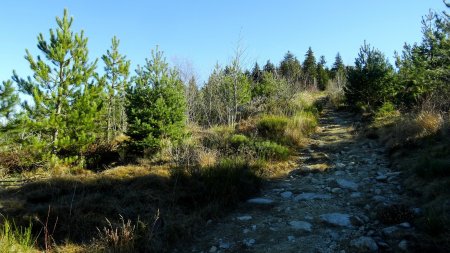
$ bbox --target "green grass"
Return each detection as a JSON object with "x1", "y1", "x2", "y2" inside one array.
[
  {"x1": 0, "y1": 218, "x2": 38, "y2": 253},
  {"x1": 253, "y1": 140, "x2": 290, "y2": 161},
  {"x1": 256, "y1": 115, "x2": 289, "y2": 141}
]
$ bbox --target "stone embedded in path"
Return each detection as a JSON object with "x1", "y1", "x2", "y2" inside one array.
[
  {"x1": 335, "y1": 179, "x2": 359, "y2": 191},
  {"x1": 376, "y1": 175, "x2": 388, "y2": 182},
  {"x1": 294, "y1": 193, "x2": 333, "y2": 201},
  {"x1": 243, "y1": 238, "x2": 255, "y2": 247},
  {"x1": 350, "y1": 236, "x2": 379, "y2": 252},
  {"x1": 280, "y1": 191, "x2": 293, "y2": 199},
  {"x1": 288, "y1": 221, "x2": 312, "y2": 232},
  {"x1": 237, "y1": 215, "x2": 252, "y2": 221},
  {"x1": 246, "y1": 198, "x2": 274, "y2": 205},
  {"x1": 320, "y1": 213, "x2": 353, "y2": 227}
]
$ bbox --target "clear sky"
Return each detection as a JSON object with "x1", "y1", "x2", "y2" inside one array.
[{"x1": 0, "y1": 0, "x2": 447, "y2": 84}]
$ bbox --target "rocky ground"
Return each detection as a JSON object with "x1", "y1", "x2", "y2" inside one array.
[{"x1": 182, "y1": 107, "x2": 420, "y2": 253}]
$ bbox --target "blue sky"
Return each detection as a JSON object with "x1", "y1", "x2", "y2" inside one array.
[{"x1": 0, "y1": 1, "x2": 447, "y2": 84}]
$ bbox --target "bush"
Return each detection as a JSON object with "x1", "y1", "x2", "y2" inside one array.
[
  {"x1": 199, "y1": 158, "x2": 262, "y2": 207},
  {"x1": 256, "y1": 115, "x2": 288, "y2": 141},
  {"x1": 375, "y1": 102, "x2": 399, "y2": 120},
  {"x1": 229, "y1": 134, "x2": 250, "y2": 149},
  {"x1": 345, "y1": 42, "x2": 396, "y2": 111},
  {"x1": 284, "y1": 112, "x2": 317, "y2": 147},
  {"x1": 254, "y1": 141, "x2": 290, "y2": 161}
]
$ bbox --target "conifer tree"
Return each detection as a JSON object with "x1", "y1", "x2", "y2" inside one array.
[
  {"x1": 280, "y1": 51, "x2": 302, "y2": 91},
  {"x1": 251, "y1": 62, "x2": 263, "y2": 83},
  {"x1": 101, "y1": 36, "x2": 130, "y2": 141},
  {"x1": 126, "y1": 47, "x2": 186, "y2": 155},
  {"x1": 263, "y1": 60, "x2": 277, "y2": 75},
  {"x1": 12, "y1": 9, "x2": 102, "y2": 157},
  {"x1": 303, "y1": 47, "x2": 317, "y2": 89},
  {"x1": 316, "y1": 56, "x2": 329, "y2": 90},
  {"x1": 0, "y1": 80, "x2": 18, "y2": 119}
]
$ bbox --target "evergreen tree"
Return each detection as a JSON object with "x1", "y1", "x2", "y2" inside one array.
[
  {"x1": 330, "y1": 52, "x2": 346, "y2": 90},
  {"x1": 101, "y1": 36, "x2": 130, "y2": 141},
  {"x1": 126, "y1": 47, "x2": 186, "y2": 155},
  {"x1": 263, "y1": 60, "x2": 277, "y2": 75},
  {"x1": 0, "y1": 80, "x2": 18, "y2": 119},
  {"x1": 395, "y1": 7, "x2": 450, "y2": 109},
  {"x1": 12, "y1": 9, "x2": 102, "y2": 157},
  {"x1": 332, "y1": 52, "x2": 345, "y2": 74},
  {"x1": 316, "y1": 56, "x2": 330, "y2": 90},
  {"x1": 302, "y1": 47, "x2": 317, "y2": 89},
  {"x1": 251, "y1": 62, "x2": 263, "y2": 83},
  {"x1": 346, "y1": 42, "x2": 396, "y2": 109},
  {"x1": 280, "y1": 51, "x2": 302, "y2": 90}
]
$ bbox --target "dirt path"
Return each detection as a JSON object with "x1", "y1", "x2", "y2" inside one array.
[{"x1": 183, "y1": 106, "x2": 418, "y2": 253}]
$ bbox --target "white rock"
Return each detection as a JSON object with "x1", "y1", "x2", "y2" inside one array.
[
  {"x1": 372, "y1": 195, "x2": 387, "y2": 202},
  {"x1": 331, "y1": 188, "x2": 342, "y2": 193},
  {"x1": 243, "y1": 238, "x2": 255, "y2": 247},
  {"x1": 237, "y1": 215, "x2": 252, "y2": 221},
  {"x1": 280, "y1": 191, "x2": 293, "y2": 199},
  {"x1": 336, "y1": 163, "x2": 346, "y2": 169},
  {"x1": 294, "y1": 193, "x2": 332, "y2": 201},
  {"x1": 376, "y1": 175, "x2": 388, "y2": 182},
  {"x1": 246, "y1": 198, "x2": 274, "y2": 205},
  {"x1": 219, "y1": 242, "x2": 230, "y2": 249},
  {"x1": 320, "y1": 213, "x2": 353, "y2": 227},
  {"x1": 335, "y1": 179, "x2": 358, "y2": 191},
  {"x1": 209, "y1": 246, "x2": 217, "y2": 252},
  {"x1": 398, "y1": 240, "x2": 408, "y2": 251},
  {"x1": 350, "y1": 236, "x2": 378, "y2": 252},
  {"x1": 288, "y1": 221, "x2": 312, "y2": 232},
  {"x1": 382, "y1": 225, "x2": 399, "y2": 236},
  {"x1": 399, "y1": 222, "x2": 411, "y2": 228},
  {"x1": 351, "y1": 192, "x2": 362, "y2": 198}
]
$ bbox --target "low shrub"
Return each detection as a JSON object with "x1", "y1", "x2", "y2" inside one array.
[
  {"x1": 229, "y1": 134, "x2": 250, "y2": 149},
  {"x1": 375, "y1": 101, "x2": 399, "y2": 120},
  {"x1": 254, "y1": 141, "x2": 290, "y2": 161},
  {"x1": 256, "y1": 115, "x2": 289, "y2": 141},
  {"x1": 200, "y1": 158, "x2": 262, "y2": 207}
]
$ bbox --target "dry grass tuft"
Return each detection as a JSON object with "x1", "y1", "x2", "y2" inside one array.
[
  {"x1": 197, "y1": 148, "x2": 217, "y2": 168},
  {"x1": 416, "y1": 111, "x2": 443, "y2": 136},
  {"x1": 95, "y1": 215, "x2": 136, "y2": 253}
]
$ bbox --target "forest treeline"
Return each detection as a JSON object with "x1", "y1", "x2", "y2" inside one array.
[
  {"x1": 3, "y1": 5, "x2": 447, "y2": 170},
  {"x1": 0, "y1": 9, "x2": 347, "y2": 169}
]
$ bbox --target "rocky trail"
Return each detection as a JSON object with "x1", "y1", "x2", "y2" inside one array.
[{"x1": 184, "y1": 107, "x2": 419, "y2": 253}]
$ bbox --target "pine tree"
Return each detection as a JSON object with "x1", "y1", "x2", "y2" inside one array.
[
  {"x1": 126, "y1": 47, "x2": 186, "y2": 155},
  {"x1": 302, "y1": 47, "x2": 317, "y2": 89},
  {"x1": 331, "y1": 53, "x2": 345, "y2": 76},
  {"x1": 263, "y1": 60, "x2": 277, "y2": 75},
  {"x1": 251, "y1": 62, "x2": 263, "y2": 83},
  {"x1": 101, "y1": 36, "x2": 130, "y2": 141},
  {"x1": 346, "y1": 42, "x2": 396, "y2": 109},
  {"x1": 316, "y1": 56, "x2": 329, "y2": 90},
  {"x1": 280, "y1": 51, "x2": 302, "y2": 90},
  {"x1": 12, "y1": 9, "x2": 102, "y2": 157},
  {"x1": 0, "y1": 80, "x2": 18, "y2": 119}
]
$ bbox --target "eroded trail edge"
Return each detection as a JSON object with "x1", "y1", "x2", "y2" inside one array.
[{"x1": 186, "y1": 106, "x2": 417, "y2": 253}]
